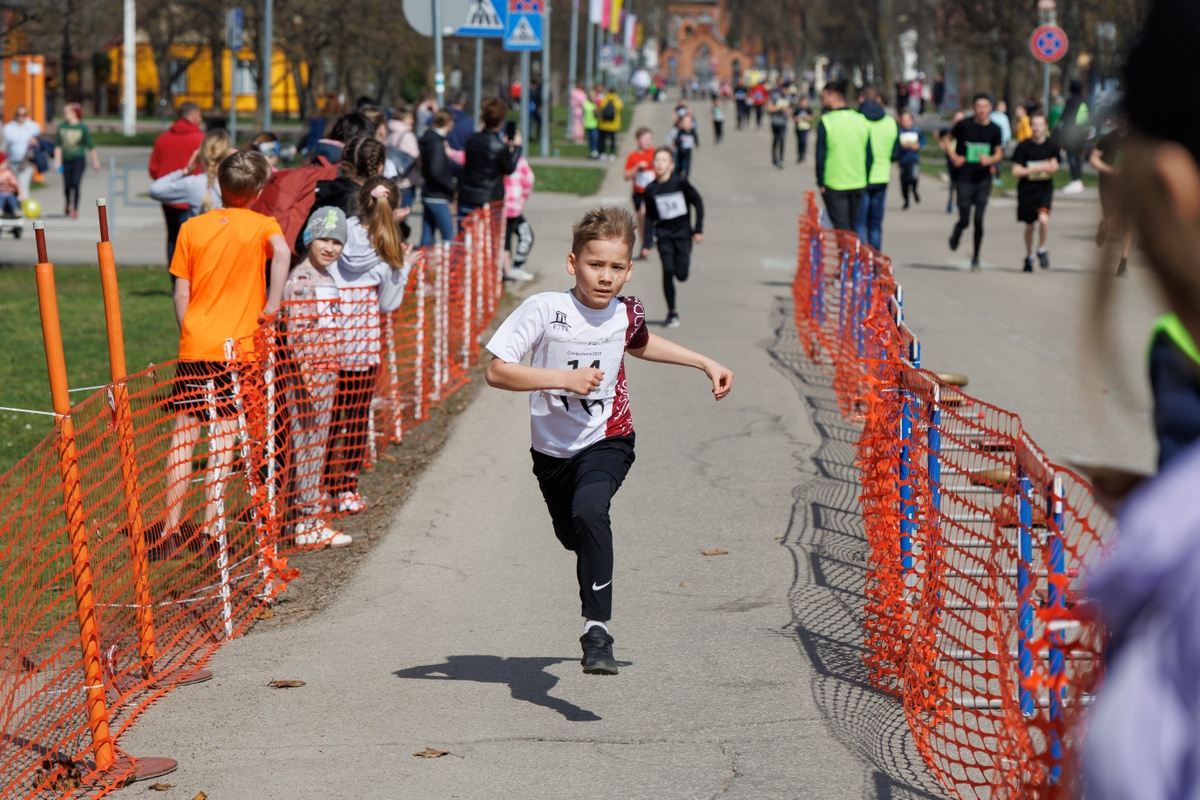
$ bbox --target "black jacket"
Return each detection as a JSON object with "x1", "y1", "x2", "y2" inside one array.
[
  {"x1": 419, "y1": 128, "x2": 456, "y2": 201},
  {"x1": 459, "y1": 130, "x2": 521, "y2": 207},
  {"x1": 642, "y1": 174, "x2": 704, "y2": 247}
]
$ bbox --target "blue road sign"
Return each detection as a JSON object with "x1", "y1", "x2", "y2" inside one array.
[
  {"x1": 1030, "y1": 25, "x2": 1068, "y2": 63},
  {"x1": 458, "y1": 0, "x2": 507, "y2": 38},
  {"x1": 503, "y1": 0, "x2": 543, "y2": 51}
]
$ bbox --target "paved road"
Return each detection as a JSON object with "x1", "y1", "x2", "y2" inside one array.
[{"x1": 119, "y1": 101, "x2": 1158, "y2": 798}]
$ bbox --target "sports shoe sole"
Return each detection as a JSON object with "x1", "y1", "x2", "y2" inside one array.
[{"x1": 581, "y1": 660, "x2": 619, "y2": 675}]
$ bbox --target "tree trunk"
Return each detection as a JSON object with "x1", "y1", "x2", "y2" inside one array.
[{"x1": 211, "y1": 40, "x2": 224, "y2": 115}]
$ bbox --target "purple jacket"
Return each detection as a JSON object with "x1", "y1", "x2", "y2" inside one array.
[{"x1": 1084, "y1": 440, "x2": 1200, "y2": 800}]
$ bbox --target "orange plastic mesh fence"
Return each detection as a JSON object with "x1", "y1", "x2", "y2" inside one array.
[
  {"x1": 0, "y1": 203, "x2": 504, "y2": 797},
  {"x1": 794, "y1": 192, "x2": 1110, "y2": 799}
]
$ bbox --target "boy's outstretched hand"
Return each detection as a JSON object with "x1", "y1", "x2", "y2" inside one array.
[{"x1": 705, "y1": 361, "x2": 734, "y2": 400}]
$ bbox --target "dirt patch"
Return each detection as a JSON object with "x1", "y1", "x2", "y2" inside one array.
[{"x1": 248, "y1": 293, "x2": 517, "y2": 632}]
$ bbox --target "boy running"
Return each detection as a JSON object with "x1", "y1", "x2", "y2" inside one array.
[
  {"x1": 623, "y1": 127, "x2": 657, "y2": 256},
  {"x1": 1010, "y1": 113, "x2": 1060, "y2": 272},
  {"x1": 666, "y1": 115, "x2": 699, "y2": 179},
  {"x1": 641, "y1": 147, "x2": 704, "y2": 328},
  {"x1": 484, "y1": 207, "x2": 734, "y2": 674}
]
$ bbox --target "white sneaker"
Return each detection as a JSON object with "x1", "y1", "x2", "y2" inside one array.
[
  {"x1": 509, "y1": 267, "x2": 536, "y2": 281},
  {"x1": 1061, "y1": 180, "x2": 1085, "y2": 194},
  {"x1": 336, "y1": 491, "x2": 367, "y2": 515},
  {"x1": 294, "y1": 520, "x2": 353, "y2": 548}
]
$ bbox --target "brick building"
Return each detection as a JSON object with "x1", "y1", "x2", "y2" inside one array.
[{"x1": 658, "y1": 0, "x2": 757, "y2": 84}]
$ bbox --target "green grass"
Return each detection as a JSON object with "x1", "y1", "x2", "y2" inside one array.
[
  {"x1": 89, "y1": 131, "x2": 162, "y2": 147},
  {"x1": 508, "y1": 103, "x2": 635, "y2": 158},
  {"x1": 917, "y1": 160, "x2": 1099, "y2": 195},
  {"x1": 0, "y1": 265, "x2": 178, "y2": 473},
  {"x1": 530, "y1": 164, "x2": 605, "y2": 196}
]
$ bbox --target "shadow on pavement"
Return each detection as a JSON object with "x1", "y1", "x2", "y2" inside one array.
[
  {"x1": 766, "y1": 298, "x2": 950, "y2": 800},
  {"x1": 394, "y1": 655, "x2": 603, "y2": 722}
]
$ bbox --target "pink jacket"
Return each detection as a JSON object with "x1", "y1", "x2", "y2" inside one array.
[{"x1": 504, "y1": 157, "x2": 534, "y2": 219}]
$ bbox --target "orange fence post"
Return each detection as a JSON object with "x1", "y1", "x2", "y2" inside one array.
[{"x1": 32, "y1": 221, "x2": 117, "y2": 774}]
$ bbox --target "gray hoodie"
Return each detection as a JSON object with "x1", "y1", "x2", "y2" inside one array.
[
  {"x1": 327, "y1": 217, "x2": 412, "y2": 370},
  {"x1": 148, "y1": 169, "x2": 222, "y2": 216}
]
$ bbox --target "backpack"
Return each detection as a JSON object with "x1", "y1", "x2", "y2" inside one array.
[
  {"x1": 250, "y1": 156, "x2": 339, "y2": 263},
  {"x1": 601, "y1": 99, "x2": 617, "y2": 122}
]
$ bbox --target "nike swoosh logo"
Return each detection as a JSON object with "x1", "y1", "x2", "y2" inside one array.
[{"x1": 592, "y1": 580, "x2": 612, "y2": 591}]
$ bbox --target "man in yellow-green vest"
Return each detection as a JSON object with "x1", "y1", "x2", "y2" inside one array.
[
  {"x1": 1149, "y1": 313, "x2": 1200, "y2": 469},
  {"x1": 814, "y1": 80, "x2": 871, "y2": 232},
  {"x1": 855, "y1": 85, "x2": 900, "y2": 250}
]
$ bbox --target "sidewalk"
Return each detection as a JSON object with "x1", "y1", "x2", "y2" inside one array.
[{"x1": 119, "y1": 100, "x2": 926, "y2": 798}]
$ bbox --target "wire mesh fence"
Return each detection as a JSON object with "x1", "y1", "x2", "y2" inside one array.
[
  {"x1": 0, "y1": 201, "x2": 506, "y2": 797},
  {"x1": 793, "y1": 191, "x2": 1111, "y2": 799}
]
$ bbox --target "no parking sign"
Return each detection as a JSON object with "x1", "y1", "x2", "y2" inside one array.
[{"x1": 1030, "y1": 25, "x2": 1068, "y2": 63}]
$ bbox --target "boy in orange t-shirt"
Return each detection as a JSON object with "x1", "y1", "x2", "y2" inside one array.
[
  {"x1": 623, "y1": 127, "x2": 656, "y2": 257},
  {"x1": 156, "y1": 149, "x2": 290, "y2": 560}
]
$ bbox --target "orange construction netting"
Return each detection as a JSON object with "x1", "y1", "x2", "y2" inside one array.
[
  {"x1": 0, "y1": 201, "x2": 506, "y2": 797},
  {"x1": 793, "y1": 192, "x2": 1110, "y2": 799}
]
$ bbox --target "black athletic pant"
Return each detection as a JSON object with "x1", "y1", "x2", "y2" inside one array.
[
  {"x1": 953, "y1": 177, "x2": 991, "y2": 261},
  {"x1": 657, "y1": 235, "x2": 692, "y2": 313},
  {"x1": 822, "y1": 188, "x2": 863, "y2": 232},
  {"x1": 713, "y1": 120, "x2": 723, "y2": 143},
  {"x1": 532, "y1": 434, "x2": 636, "y2": 622},
  {"x1": 771, "y1": 123, "x2": 786, "y2": 163},
  {"x1": 675, "y1": 149, "x2": 693, "y2": 179},
  {"x1": 795, "y1": 129, "x2": 809, "y2": 163},
  {"x1": 599, "y1": 129, "x2": 618, "y2": 157},
  {"x1": 900, "y1": 163, "x2": 920, "y2": 205},
  {"x1": 62, "y1": 158, "x2": 86, "y2": 213},
  {"x1": 324, "y1": 366, "x2": 379, "y2": 493},
  {"x1": 162, "y1": 204, "x2": 193, "y2": 269},
  {"x1": 754, "y1": 105, "x2": 763, "y2": 127}
]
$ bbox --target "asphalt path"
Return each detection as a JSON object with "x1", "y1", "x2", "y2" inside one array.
[{"x1": 119, "y1": 99, "x2": 1158, "y2": 798}]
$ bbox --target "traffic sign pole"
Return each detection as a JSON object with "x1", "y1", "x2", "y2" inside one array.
[
  {"x1": 520, "y1": 51, "x2": 531, "y2": 148},
  {"x1": 541, "y1": 0, "x2": 551, "y2": 156},
  {"x1": 434, "y1": 0, "x2": 446, "y2": 107},
  {"x1": 474, "y1": 37, "x2": 484, "y2": 123}
]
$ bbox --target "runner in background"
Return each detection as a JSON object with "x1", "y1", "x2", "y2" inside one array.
[
  {"x1": 750, "y1": 82, "x2": 768, "y2": 129},
  {"x1": 666, "y1": 115, "x2": 699, "y2": 179},
  {"x1": 897, "y1": 110, "x2": 925, "y2": 209},
  {"x1": 856, "y1": 86, "x2": 899, "y2": 250},
  {"x1": 642, "y1": 147, "x2": 704, "y2": 328},
  {"x1": 734, "y1": 83, "x2": 748, "y2": 130},
  {"x1": 814, "y1": 80, "x2": 870, "y2": 232},
  {"x1": 767, "y1": 86, "x2": 790, "y2": 169},
  {"x1": 711, "y1": 98, "x2": 725, "y2": 144},
  {"x1": 1091, "y1": 111, "x2": 1133, "y2": 276},
  {"x1": 793, "y1": 96, "x2": 813, "y2": 163},
  {"x1": 937, "y1": 111, "x2": 966, "y2": 214},
  {"x1": 943, "y1": 94, "x2": 1002, "y2": 270},
  {"x1": 1010, "y1": 112, "x2": 1060, "y2": 272},
  {"x1": 624, "y1": 127, "x2": 657, "y2": 255}
]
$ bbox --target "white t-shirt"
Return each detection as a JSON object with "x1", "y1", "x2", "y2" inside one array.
[
  {"x1": 486, "y1": 291, "x2": 649, "y2": 458},
  {"x1": 3, "y1": 119, "x2": 41, "y2": 163}
]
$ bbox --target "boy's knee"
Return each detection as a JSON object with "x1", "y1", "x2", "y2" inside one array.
[{"x1": 571, "y1": 476, "x2": 615, "y2": 529}]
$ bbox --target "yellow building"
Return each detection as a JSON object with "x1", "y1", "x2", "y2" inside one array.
[{"x1": 107, "y1": 32, "x2": 307, "y2": 115}]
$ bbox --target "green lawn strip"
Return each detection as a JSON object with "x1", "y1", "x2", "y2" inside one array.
[
  {"x1": 508, "y1": 103, "x2": 635, "y2": 159},
  {"x1": 530, "y1": 164, "x2": 605, "y2": 196},
  {"x1": 916, "y1": 161, "x2": 1098, "y2": 195},
  {"x1": 0, "y1": 265, "x2": 178, "y2": 473}
]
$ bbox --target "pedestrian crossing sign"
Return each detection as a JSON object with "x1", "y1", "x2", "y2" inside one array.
[
  {"x1": 503, "y1": 1, "x2": 543, "y2": 51},
  {"x1": 457, "y1": 0, "x2": 506, "y2": 38}
]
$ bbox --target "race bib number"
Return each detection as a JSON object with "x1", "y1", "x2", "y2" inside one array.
[
  {"x1": 635, "y1": 169, "x2": 655, "y2": 189},
  {"x1": 965, "y1": 142, "x2": 991, "y2": 164},
  {"x1": 655, "y1": 191, "x2": 688, "y2": 220},
  {"x1": 544, "y1": 335, "x2": 624, "y2": 399}
]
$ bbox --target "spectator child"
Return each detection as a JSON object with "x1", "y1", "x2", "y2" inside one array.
[
  {"x1": 282, "y1": 206, "x2": 355, "y2": 548},
  {"x1": 597, "y1": 87, "x2": 624, "y2": 160},
  {"x1": 324, "y1": 177, "x2": 415, "y2": 513},
  {"x1": 0, "y1": 162, "x2": 23, "y2": 217},
  {"x1": 503, "y1": 154, "x2": 536, "y2": 282},
  {"x1": 158, "y1": 150, "x2": 289, "y2": 560},
  {"x1": 582, "y1": 92, "x2": 600, "y2": 159},
  {"x1": 250, "y1": 131, "x2": 281, "y2": 170}
]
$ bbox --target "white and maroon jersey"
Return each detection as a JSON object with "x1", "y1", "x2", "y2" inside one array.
[{"x1": 486, "y1": 290, "x2": 649, "y2": 458}]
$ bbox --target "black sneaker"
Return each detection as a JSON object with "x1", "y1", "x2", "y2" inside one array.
[
  {"x1": 970, "y1": 259, "x2": 981, "y2": 272},
  {"x1": 580, "y1": 626, "x2": 618, "y2": 675},
  {"x1": 1038, "y1": 251, "x2": 1050, "y2": 270},
  {"x1": 665, "y1": 312, "x2": 680, "y2": 328},
  {"x1": 949, "y1": 227, "x2": 962, "y2": 251},
  {"x1": 1023, "y1": 256, "x2": 1034, "y2": 273}
]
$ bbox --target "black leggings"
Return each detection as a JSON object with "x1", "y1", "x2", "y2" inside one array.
[
  {"x1": 795, "y1": 129, "x2": 809, "y2": 162},
  {"x1": 599, "y1": 129, "x2": 618, "y2": 156},
  {"x1": 771, "y1": 123, "x2": 787, "y2": 163},
  {"x1": 953, "y1": 177, "x2": 991, "y2": 260},
  {"x1": 62, "y1": 158, "x2": 86, "y2": 212},
  {"x1": 657, "y1": 235, "x2": 692, "y2": 313},
  {"x1": 324, "y1": 366, "x2": 379, "y2": 493},
  {"x1": 532, "y1": 435, "x2": 635, "y2": 621}
]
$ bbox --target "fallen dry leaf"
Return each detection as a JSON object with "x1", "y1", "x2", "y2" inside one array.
[
  {"x1": 192, "y1": 794, "x2": 207, "y2": 800},
  {"x1": 679, "y1": 582, "x2": 690, "y2": 587},
  {"x1": 701, "y1": 549, "x2": 729, "y2": 556},
  {"x1": 268, "y1": 679, "x2": 306, "y2": 688},
  {"x1": 413, "y1": 747, "x2": 450, "y2": 758},
  {"x1": 381, "y1": 453, "x2": 398, "y2": 462},
  {"x1": 253, "y1": 607, "x2": 275, "y2": 620},
  {"x1": 148, "y1": 783, "x2": 173, "y2": 791},
  {"x1": 774, "y1": 536, "x2": 783, "y2": 541}
]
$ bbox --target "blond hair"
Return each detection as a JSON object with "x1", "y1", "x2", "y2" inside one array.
[
  {"x1": 357, "y1": 176, "x2": 406, "y2": 268},
  {"x1": 199, "y1": 129, "x2": 232, "y2": 213},
  {"x1": 571, "y1": 207, "x2": 637, "y2": 257},
  {"x1": 217, "y1": 150, "x2": 272, "y2": 207}
]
